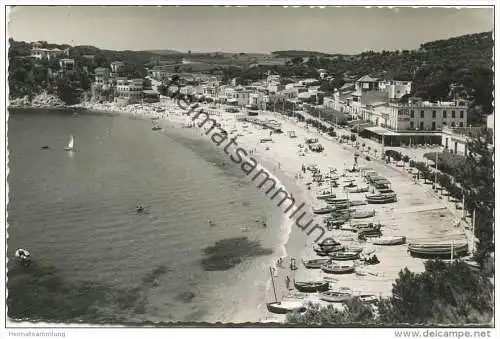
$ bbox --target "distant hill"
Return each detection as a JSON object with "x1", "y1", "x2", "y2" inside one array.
[
  {"x1": 272, "y1": 50, "x2": 349, "y2": 58},
  {"x1": 146, "y1": 49, "x2": 183, "y2": 55}
]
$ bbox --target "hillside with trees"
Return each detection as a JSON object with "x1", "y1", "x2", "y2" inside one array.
[{"x1": 266, "y1": 32, "x2": 493, "y2": 124}]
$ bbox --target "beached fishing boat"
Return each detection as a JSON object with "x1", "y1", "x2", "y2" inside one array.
[
  {"x1": 366, "y1": 193, "x2": 397, "y2": 204},
  {"x1": 152, "y1": 124, "x2": 162, "y2": 131},
  {"x1": 317, "y1": 193, "x2": 337, "y2": 200},
  {"x1": 326, "y1": 218, "x2": 348, "y2": 229},
  {"x1": 353, "y1": 223, "x2": 382, "y2": 233},
  {"x1": 316, "y1": 244, "x2": 344, "y2": 254},
  {"x1": 351, "y1": 210, "x2": 376, "y2": 219},
  {"x1": 266, "y1": 301, "x2": 306, "y2": 314},
  {"x1": 329, "y1": 251, "x2": 359, "y2": 261},
  {"x1": 303, "y1": 258, "x2": 330, "y2": 269},
  {"x1": 325, "y1": 198, "x2": 349, "y2": 205},
  {"x1": 349, "y1": 200, "x2": 368, "y2": 206},
  {"x1": 408, "y1": 241, "x2": 469, "y2": 258},
  {"x1": 321, "y1": 262, "x2": 355, "y2": 274},
  {"x1": 267, "y1": 267, "x2": 306, "y2": 314},
  {"x1": 358, "y1": 229, "x2": 383, "y2": 240},
  {"x1": 313, "y1": 206, "x2": 336, "y2": 215},
  {"x1": 359, "y1": 294, "x2": 378, "y2": 304},
  {"x1": 294, "y1": 281, "x2": 330, "y2": 293},
  {"x1": 371, "y1": 236, "x2": 406, "y2": 246},
  {"x1": 319, "y1": 288, "x2": 353, "y2": 303},
  {"x1": 345, "y1": 186, "x2": 370, "y2": 193}
]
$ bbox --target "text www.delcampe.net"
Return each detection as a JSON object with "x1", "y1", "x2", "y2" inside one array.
[{"x1": 394, "y1": 329, "x2": 492, "y2": 338}]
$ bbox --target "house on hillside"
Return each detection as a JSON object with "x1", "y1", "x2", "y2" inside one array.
[
  {"x1": 94, "y1": 67, "x2": 110, "y2": 86},
  {"x1": 59, "y1": 58, "x2": 75, "y2": 71},
  {"x1": 355, "y1": 75, "x2": 379, "y2": 91},
  {"x1": 30, "y1": 41, "x2": 69, "y2": 60}
]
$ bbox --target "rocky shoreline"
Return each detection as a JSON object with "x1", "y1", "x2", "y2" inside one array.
[{"x1": 8, "y1": 91, "x2": 68, "y2": 109}]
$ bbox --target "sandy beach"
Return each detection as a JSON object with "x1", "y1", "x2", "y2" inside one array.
[{"x1": 72, "y1": 99, "x2": 470, "y2": 323}]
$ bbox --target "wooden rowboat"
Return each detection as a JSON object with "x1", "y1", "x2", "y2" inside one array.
[
  {"x1": 359, "y1": 294, "x2": 378, "y2": 304},
  {"x1": 408, "y1": 242, "x2": 469, "y2": 258},
  {"x1": 319, "y1": 288, "x2": 353, "y2": 303},
  {"x1": 266, "y1": 301, "x2": 306, "y2": 314},
  {"x1": 321, "y1": 262, "x2": 355, "y2": 274},
  {"x1": 303, "y1": 258, "x2": 330, "y2": 269},
  {"x1": 329, "y1": 251, "x2": 359, "y2": 261},
  {"x1": 371, "y1": 236, "x2": 406, "y2": 246},
  {"x1": 366, "y1": 193, "x2": 397, "y2": 204},
  {"x1": 345, "y1": 186, "x2": 370, "y2": 193},
  {"x1": 351, "y1": 210, "x2": 376, "y2": 219},
  {"x1": 294, "y1": 281, "x2": 330, "y2": 293}
]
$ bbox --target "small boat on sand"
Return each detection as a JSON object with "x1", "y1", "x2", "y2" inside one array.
[
  {"x1": 345, "y1": 186, "x2": 369, "y2": 193},
  {"x1": 267, "y1": 266, "x2": 306, "y2": 314},
  {"x1": 358, "y1": 229, "x2": 383, "y2": 240},
  {"x1": 351, "y1": 210, "x2": 376, "y2": 219},
  {"x1": 266, "y1": 301, "x2": 306, "y2": 314},
  {"x1": 366, "y1": 193, "x2": 397, "y2": 204},
  {"x1": 313, "y1": 206, "x2": 336, "y2": 215},
  {"x1": 152, "y1": 124, "x2": 162, "y2": 131},
  {"x1": 317, "y1": 193, "x2": 336, "y2": 200},
  {"x1": 329, "y1": 251, "x2": 359, "y2": 261},
  {"x1": 303, "y1": 258, "x2": 330, "y2": 269},
  {"x1": 294, "y1": 281, "x2": 330, "y2": 293},
  {"x1": 353, "y1": 223, "x2": 382, "y2": 233},
  {"x1": 408, "y1": 241, "x2": 469, "y2": 258},
  {"x1": 321, "y1": 262, "x2": 355, "y2": 274},
  {"x1": 371, "y1": 236, "x2": 406, "y2": 246},
  {"x1": 348, "y1": 200, "x2": 368, "y2": 206},
  {"x1": 320, "y1": 288, "x2": 353, "y2": 302},
  {"x1": 359, "y1": 294, "x2": 378, "y2": 304}
]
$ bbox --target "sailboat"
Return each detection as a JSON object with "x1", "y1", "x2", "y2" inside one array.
[
  {"x1": 64, "y1": 134, "x2": 74, "y2": 151},
  {"x1": 266, "y1": 267, "x2": 306, "y2": 314}
]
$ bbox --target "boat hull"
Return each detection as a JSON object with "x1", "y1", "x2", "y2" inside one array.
[
  {"x1": 294, "y1": 281, "x2": 330, "y2": 293},
  {"x1": 328, "y1": 252, "x2": 359, "y2": 261},
  {"x1": 408, "y1": 243, "x2": 469, "y2": 258},
  {"x1": 266, "y1": 302, "x2": 306, "y2": 314},
  {"x1": 321, "y1": 264, "x2": 355, "y2": 274},
  {"x1": 372, "y1": 236, "x2": 406, "y2": 245},
  {"x1": 319, "y1": 292, "x2": 353, "y2": 303}
]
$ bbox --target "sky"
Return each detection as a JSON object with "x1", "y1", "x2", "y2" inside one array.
[{"x1": 7, "y1": 6, "x2": 494, "y2": 54}]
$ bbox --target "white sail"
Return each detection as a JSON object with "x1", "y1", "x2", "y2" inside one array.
[{"x1": 65, "y1": 134, "x2": 74, "y2": 150}]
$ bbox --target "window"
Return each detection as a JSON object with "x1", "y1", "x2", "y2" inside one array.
[
  {"x1": 459, "y1": 122, "x2": 464, "y2": 127},
  {"x1": 443, "y1": 110, "x2": 447, "y2": 118},
  {"x1": 443, "y1": 121, "x2": 447, "y2": 125},
  {"x1": 432, "y1": 121, "x2": 436, "y2": 130},
  {"x1": 460, "y1": 111, "x2": 464, "y2": 118},
  {"x1": 420, "y1": 110, "x2": 424, "y2": 118},
  {"x1": 420, "y1": 122, "x2": 424, "y2": 130},
  {"x1": 410, "y1": 121, "x2": 414, "y2": 129},
  {"x1": 432, "y1": 110, "x2": 436, "y2": 118},
  {"x1": 410, "y1": 110, "x2": 414, "y2": 118},
  {"x1": 452, "y1": 110, "x2": 456, "y2": 118}
]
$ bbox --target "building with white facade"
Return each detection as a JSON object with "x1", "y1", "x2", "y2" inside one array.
[
  {"x1": 94, "y1": 67, "x2": 110, "y2": 86},
  {"x1": 59, "y1": 58, "x2": 75, "y2": 71},
  {"x1": 115, "y1": 77, "x2": 144, "y2": 104},
  {"x1": 30, "y1": 42, "x2": 69, "y2": 60}
]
